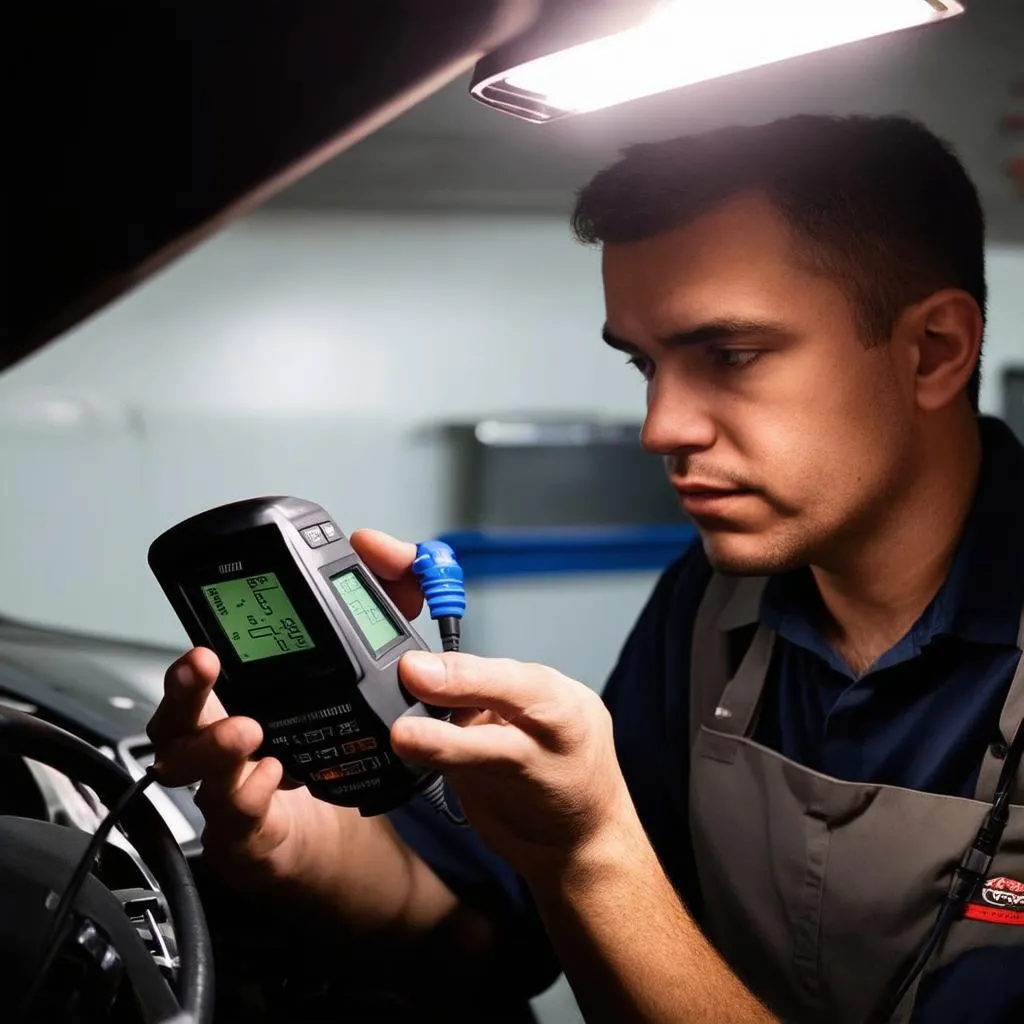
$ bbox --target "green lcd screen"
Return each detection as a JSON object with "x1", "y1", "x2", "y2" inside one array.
[
  {"x1": 330, "y1": 569, "x2": 401, "y2": 655},
  {"x1": 201, "y1": 573, "x2": 315, "y2": 662}
]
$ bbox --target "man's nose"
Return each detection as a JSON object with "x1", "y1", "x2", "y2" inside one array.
[{"x1": 640, "y1": 375, "x2": 716, "y2": 456}]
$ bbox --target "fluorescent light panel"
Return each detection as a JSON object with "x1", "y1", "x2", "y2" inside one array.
[{"x1": 473, "y1": 0, "x2": 964, "y2": 121}]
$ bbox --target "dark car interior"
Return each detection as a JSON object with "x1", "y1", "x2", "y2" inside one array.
[{"x1": 3, "y1": 2, "x2": 1023, "y2": 1022}]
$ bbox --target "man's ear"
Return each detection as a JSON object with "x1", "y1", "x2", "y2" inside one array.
[{"x1": 902, "y1": 289, "x2": 983, "y2": 412}]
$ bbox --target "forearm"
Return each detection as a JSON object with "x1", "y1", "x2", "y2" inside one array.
[
  {"x1": 524, "y1": 822, "x2": 777, "y2": 1024},
  {"x1": 214, "y1": 803, "x2": 493, "y2": 951},
  {"x1": 290, "y1": 807, "x2": 462, "y2": 934}
]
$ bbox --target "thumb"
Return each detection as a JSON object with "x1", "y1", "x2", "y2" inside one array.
[{"x1": 349, "y1": 528, "x2": 423, "y2": 621}]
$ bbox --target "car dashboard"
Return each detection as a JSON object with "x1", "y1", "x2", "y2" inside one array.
[
  {"x1": 0, "y1": 617, "x2": 490, "y2": 1023},
  {"x1": 0, "y1": 620, "x2": 205, "y2": 850}
]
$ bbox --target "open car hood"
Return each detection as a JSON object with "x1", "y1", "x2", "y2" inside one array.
[{"x1": 5, "y1": 0, "x2": 535, "y2": 374}]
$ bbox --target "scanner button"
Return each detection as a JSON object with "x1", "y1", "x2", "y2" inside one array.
[
  {"x1": 317, "y1": 746, "x2": 339, "y2": 761},
  {"x1": 319, "y1": 521, "x2": 340, "y2": 542},
  {"x1": 300, "y1": 525, "x2": 328, "y2": 548},
  {"x1": 302, "y1": 727, "x2": 331, "y2": 744},
  {"x1": 311, "y1": 755, "x2": 384, "y2": 783},
  {"x1": 341, "y1": 737, "x2": 378, "y2": 756}
]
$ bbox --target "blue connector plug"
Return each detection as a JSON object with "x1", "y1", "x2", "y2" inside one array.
[
  {"x1": 411, "y1": 541, "x2": 465, "y2": 652},
  {"x1": 412, "y1": 541, "x2": 466, "y2": 618}
]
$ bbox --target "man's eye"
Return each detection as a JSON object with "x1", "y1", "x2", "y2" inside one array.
[
  {"x1": 712, "y1": 348, "x2": 762, "y2": 369},
  {"x1": 626, "y1": 355, "x2": 654, "y2": 380}
]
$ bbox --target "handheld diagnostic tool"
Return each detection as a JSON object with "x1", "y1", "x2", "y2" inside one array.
[{"x1": 148, "y1": 496, "x2": 463, "y2": 819}]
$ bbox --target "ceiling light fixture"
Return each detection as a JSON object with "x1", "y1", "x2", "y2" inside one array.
[{"x1": 470, "y1": 0, "x2": 965, "y2": 123}]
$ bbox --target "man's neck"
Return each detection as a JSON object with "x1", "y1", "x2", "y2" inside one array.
[{"x1": 811, "y1": 415, "x2": 982, "y2": 678}]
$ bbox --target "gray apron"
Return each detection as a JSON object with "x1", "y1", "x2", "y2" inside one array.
[{"x1": 688, "y1": 573, "x2": 1024, "y2": 1023}]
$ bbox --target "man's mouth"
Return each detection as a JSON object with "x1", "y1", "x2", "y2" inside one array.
[{"x1": 672, "y1": 483, "x2": 755, "y2": 514}]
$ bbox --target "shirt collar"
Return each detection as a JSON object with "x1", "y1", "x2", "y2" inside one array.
[{"x1": 760, "y1": 415, "x2": 1024, "y2": 668}]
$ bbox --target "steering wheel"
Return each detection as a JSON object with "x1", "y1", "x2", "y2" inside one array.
[{"x1": 0, "y1": 706, "x2": 213, "y2": 1024}]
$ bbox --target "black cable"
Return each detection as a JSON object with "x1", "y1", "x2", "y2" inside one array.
[
  {"x1": 431, "y1": 616, "x2": 467, "y2": 823},
  {"x1": 868, "y1": 899, "x2": 960, "y2": 1023},
  {"x1": 420, "y1": 774, "x2": 468, "y2": 827},
  {"x1": 438, "y1": 615, "x2": 461, "y2": 653},
  {"x1": 16, "y1": 765, "x2": 160, "y2": 1022},
  {"x1": 991, "y1": 716, "x2": 1024, "y2": 814},
  {"x1": 408, "y1": 615, "x2": 468, "y2": 827},
  {"x1": 867, "y1": 714, "x2": 1024, "y2": 1023}
]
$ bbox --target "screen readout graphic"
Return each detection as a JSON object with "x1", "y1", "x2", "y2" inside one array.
[
  {"x1": 202, "y1": 573, "x2": 315, "y2": 661},
  {"x1": 330, "y1": 570, "x2": 401, "y2": 654}
]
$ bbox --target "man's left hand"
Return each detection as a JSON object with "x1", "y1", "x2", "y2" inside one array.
[
  {"x1": 393, "y1": 653, "x2": 777, "y2": 1024},
  {"x1": 392, "y1": 651, "x2": 641, "y2": 879}
]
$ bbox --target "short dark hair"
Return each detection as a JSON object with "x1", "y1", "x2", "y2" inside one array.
[{"x1": 572, "y1": 115, "x2": 987, "y2": 409}]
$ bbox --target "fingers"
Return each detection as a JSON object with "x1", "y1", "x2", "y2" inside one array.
[
  {"x1": 232, "y1": 756, "x2": 285, "y2": 820},
  {"x1": 147, "y1": 647, "x2": 223, "y2": 747},
  {"x1": 195, "y1": 757, "x2": 292, "y2": 869},
  {"x1": 148, "y1": 647, "x2": 262, "y2": 787},
  {"x1": 147, "y1": 649, "x2": 300, "y2": 873},
  {"x1": 349, "y1": 528, "x2": 423, "y2": 621},
  {"x1": 196, "y1": 755, "x2": 283, "y2": 834},
  {"x1": 399, "y1": 651, "x2": 578, "y2": 739},
  {"x1": 156, "y1": 714, "x2": 264, "y2": 787},
  {"x1": 391, "y1": 717, "x2": 532, "y2": 771}
]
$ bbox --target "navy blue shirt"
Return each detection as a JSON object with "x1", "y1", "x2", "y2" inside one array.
[{"x1": 391, "y1": 415, "x2": 1024, "y2": 1021}]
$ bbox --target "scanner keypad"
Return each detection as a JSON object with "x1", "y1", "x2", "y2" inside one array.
[{"x1": 263, "y1": 700, "x2": 398, "y2": 802}]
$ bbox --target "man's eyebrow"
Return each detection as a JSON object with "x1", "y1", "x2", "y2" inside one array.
[{"x1": 602, "y1": 319, "x2": 789, "y2": 352}]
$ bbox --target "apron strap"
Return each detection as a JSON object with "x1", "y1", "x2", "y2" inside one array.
[
  {"x1": 710, "y1": 626, "x2": 776, "y2": 738},
  {"x1": 973, "y1": 606, "x2": 1024, "y2": 804},
  {"x1": 690, "y1": 573, "x2": 769, "y2": 747}
]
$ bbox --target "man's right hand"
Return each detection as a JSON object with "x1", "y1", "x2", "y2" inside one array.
[{"x1": 146, "y1": 644, "x2": 339, "y2": 884}]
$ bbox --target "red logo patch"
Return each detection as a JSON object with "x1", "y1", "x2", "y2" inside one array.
[{"x1": 964, "y1": 876, "x2": 1024, "y2": 926}]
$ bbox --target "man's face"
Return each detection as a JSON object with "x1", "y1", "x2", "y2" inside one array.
[{"x1": 602, "y1": 192, "x2": 916, "y2": 575}]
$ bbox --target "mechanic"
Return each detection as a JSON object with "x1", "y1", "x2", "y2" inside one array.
[{"x1": 147, "y1": 114, "x2": 1024, "y2": 1023}]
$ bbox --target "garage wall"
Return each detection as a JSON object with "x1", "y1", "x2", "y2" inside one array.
[
  {"x1": 0, "y1": 213, "x2": 658, "y2": 697},
  {"x1": 0, "y1": 214, "x2": 1021, "y2": 690},
  {"x1": 982, "y1": 245, "x2": 1024, "y2": 415}
]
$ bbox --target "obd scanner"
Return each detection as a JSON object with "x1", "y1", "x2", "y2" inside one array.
[{"x1": 148, "y1": 496, "x2": 466, "y2": 822}]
